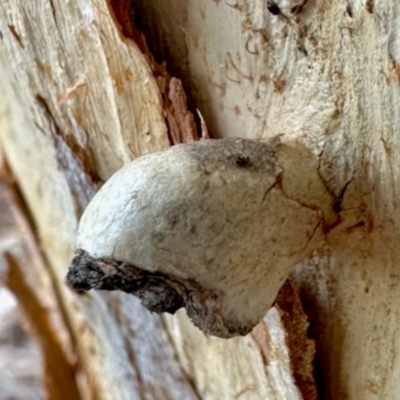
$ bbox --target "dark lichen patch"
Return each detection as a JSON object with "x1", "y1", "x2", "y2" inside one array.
[
  {"x1": 267, "y1": 1, "x2": 281, "y2": 15},
  {"x1": 232, "y1": 155, "x2": 251, "y2": 167}
]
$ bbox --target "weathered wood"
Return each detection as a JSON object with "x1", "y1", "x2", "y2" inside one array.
[
  {"x1": 133, "y1": 1, "x2": 400, "y2": 399},
  {"x1": 0, "y1": 1, "x2": 306, "y2": 399},
  {"x1": 0, "y1": 180, "x2": 81, "y2": 400},
  {"x1": 0, "y1": 292, "x2": 43, "y2": 400}
]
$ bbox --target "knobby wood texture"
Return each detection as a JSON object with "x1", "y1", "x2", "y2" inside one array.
[{"x1": 0, "y1": 1, "x2": 312, "y2": 399}]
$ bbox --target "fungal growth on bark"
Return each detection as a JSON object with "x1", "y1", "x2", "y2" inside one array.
[{"x1": 67, "y1": 138, "x2": 334, "y2": 338}]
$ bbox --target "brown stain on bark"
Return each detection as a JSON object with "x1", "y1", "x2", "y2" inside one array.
[
  {"x1": 106, "y1": 0, "x2": 200, "y2": 143},
  {"x1": 366, "y1": 0, "x2": 374, "y2": 14},
  {"x1": 276, "y1": 280, "x2": 318, "y2": 400},
  {"x1": 273, "y1": 77, "x2": 286, "y2": 93},
  {"x1": 0, "y1": 176, "x2": 93, "y2": 400},
  {"x1": 106, "y1": 0, "x2": 147, "y2": 52},
  {"x1": 5, "y1": 253, "x2": 82, "y2": 400},
  {"x1": 8, "y1": 24, "x2": 24, "y2": 48}
]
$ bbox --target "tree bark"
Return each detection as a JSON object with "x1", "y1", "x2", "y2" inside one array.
[{"x1": 1, "y1": 0, "x2": 398, "y2": 399}]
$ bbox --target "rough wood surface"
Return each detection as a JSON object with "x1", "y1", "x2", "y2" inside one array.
[
  {"x1": 5, "y1": 0, "x2": 398, "y2": 398},
  {"x1": 0, "y1": 178, "x2": 81, "y2": 399},
  {"x1": 133, "y1": 1, "x2": 400, "y2": 399},
  {"x1": 0, "y1": 288, "x2": 43, "y2": 400},
  {"x1": 0, "y1": 1, "x2": 307, "y2": 399}
]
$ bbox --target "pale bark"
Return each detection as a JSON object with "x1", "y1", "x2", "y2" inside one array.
[
  {"x1": 2, "y1": 0, "x2": 397, "y2": 399},
  {"x1": 130, "y1": 2, "x2": 400, "y2": 399},
  {"x1": 0, "y1": 1, "x2": 311, "y2": 400}
]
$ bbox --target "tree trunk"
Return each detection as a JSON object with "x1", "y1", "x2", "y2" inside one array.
[{"x1": 0, "y1": 1, "x2": 398, "y2": 399}]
